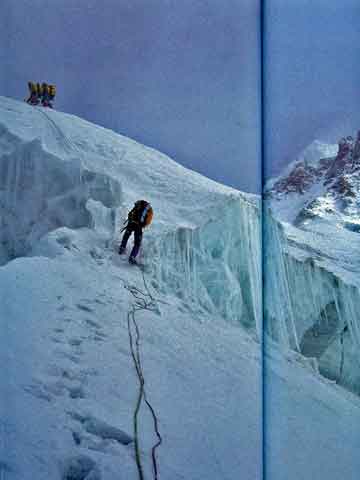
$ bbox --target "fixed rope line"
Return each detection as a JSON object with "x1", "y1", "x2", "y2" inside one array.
[
  {"x1": 127, "y1": 306, "x2": 145, "y2": 480},
  {"x1": 36, "y1": 107, "x2": 85, "y2": 187},
  {"x1": 38, "y1": 106, "x2": 162, "y2": 477},
  {"x1": 36, "y1": 107, "x2": 74, "y2": 153},
  {"x1": 126, "y1": 271, "x2": 162, "y2": 480}
]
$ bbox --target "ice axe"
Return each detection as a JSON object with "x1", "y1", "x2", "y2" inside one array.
[{"x1": 120, "y1": 218, "x2": 129, "y2": 233}]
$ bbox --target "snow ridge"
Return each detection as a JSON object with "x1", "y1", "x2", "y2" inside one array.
[{"x1": 0, "y1": 96, "x2": 261, "y2": 335}]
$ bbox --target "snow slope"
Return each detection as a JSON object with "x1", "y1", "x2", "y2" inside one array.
[
  {"x1": 0, "y1": 96, "x2": 262, "y2": 479},
  {"x1": 1, "y1": 96, "x2": 360, "y2": 479},
  {"x1": 0, "y1": 236, "x2": 262, "y2": 480},
  {"x1": 0, "y1": 96, "x2": 261, "y2": 332}
]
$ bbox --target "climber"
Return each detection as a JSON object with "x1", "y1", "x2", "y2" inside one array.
[
  {"x1": 48, "y1": 84, "x2": 56, "y2": 105},
  {"x1": 41, "y1": 82, "x2": 54, "y2": 108},
  {"x1": 40, "y1": 83, "x2": 49, "y2": 106},
  {"x1": 118, "y1": 200, "x2": 153, "y2": 265},
  {"x1": 36, "y1": 82, "x2": 42, "y2": 99},
  {"x1": 25, "y1": 81, "x2": 39, "y2": 105}
]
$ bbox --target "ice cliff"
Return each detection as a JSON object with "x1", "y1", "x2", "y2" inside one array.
[
  {"x1": 1, "y1": 95, "x2": 359, "y2": 400},
  {"x1": 0, "y1": 96, "x2": 262, "y2": 333},
  {"x1": 266, "y1": 136, "x2": 360, "y2": 395}
]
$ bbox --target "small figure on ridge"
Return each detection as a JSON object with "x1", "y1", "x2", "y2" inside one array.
[
  {"x1": 41, "y1": 82, "x2": 56, "y2": 108},
  {"x1": 25, "y1": 81, "x2": 40, "y2": 105}
]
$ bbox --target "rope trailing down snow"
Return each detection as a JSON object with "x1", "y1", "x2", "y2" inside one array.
[
  {"x1": 35, "y1": 107, "x2": 85, "y2": 186},
  {"x1": 126, "y1": 269, "x2": 162, "y2": 480},
  {"x1": 37, "y1": 108, "x2": 162, "y2": 477},
  {"x1": 36, "y1": 107, "x2": 76, "y2": 154}
]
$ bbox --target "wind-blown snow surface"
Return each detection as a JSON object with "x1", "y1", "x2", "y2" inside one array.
[{"x1": 1, "y1": 96, "x2": 360, "y2": 479}]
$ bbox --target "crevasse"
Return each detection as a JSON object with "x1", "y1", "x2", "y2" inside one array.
[
  {"x1": 264, "y1": 208, "x2": 360, "y2": 394},
  {"x1": 146, "y1": 198, "x2": 360, "y2": 394}
]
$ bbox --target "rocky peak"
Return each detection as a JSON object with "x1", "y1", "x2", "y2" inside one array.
[{"x1": 269, "y1": 132, "x2": 360, "y2": 200}]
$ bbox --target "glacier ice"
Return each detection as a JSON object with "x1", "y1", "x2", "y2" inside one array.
[
  {"x1": 0, "y1": 97, "x2": 263, "y2": 340},
  {"x1": 264, "y1": 206, "x2": 360, "y2": 395},
  {"x1": 2, "y1": 95, "x2": 360, "y2": 398},
  {"x1": 0, "y1": 119, "x2": 121, "y2": 265},
  {"x1": 146, "y1": 196, "x2": 262, "y2": 332}
]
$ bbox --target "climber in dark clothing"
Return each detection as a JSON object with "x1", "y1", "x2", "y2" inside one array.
[
  {"x1": 119, "y1": 200, "x2": 153, "y2": 264},
  {"x1": 119, "y1": 223, "x2": 143, "y2": 262}
]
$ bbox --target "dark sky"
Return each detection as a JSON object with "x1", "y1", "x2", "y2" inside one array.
[{"x1": 0, "y1": 0, "x2": 261, "y2": 193}]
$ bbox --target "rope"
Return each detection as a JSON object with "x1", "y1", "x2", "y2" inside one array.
[
  {"x1": 126, "y1": 269, "x2": 162, "y2": 480},
  {"x1": 36, "y1": 107, "x2": 74, "y2": 153},
  {"x1": 38, "y1": 106, "x2": 162, "y2": 476},
  {"x1": 35, "y1": 107, "x2": 85, "y2": 188},
  {"x1": 128, "y1": 307, "x2": 145, "y2": 480}
]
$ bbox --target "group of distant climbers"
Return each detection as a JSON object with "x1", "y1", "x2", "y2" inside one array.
[{"x1": 25, "y1": 81, "x2": 56, "y2": 108}]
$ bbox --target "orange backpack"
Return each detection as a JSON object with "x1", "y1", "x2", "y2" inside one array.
[{"x1": 129, "y1": 200, "x2": 153, "y2": 227}]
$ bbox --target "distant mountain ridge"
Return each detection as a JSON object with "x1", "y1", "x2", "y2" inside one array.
[{"x1": 267, "y1": 133, "x2": 360, "y2": 233}]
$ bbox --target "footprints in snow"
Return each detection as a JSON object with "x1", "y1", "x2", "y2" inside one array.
[
  {"x1": 53, "y1": 300, "x2": 109, "y2": 354},
  {"x1": 48, "y1": 299, "x2": 108, "y2": 394},
  {"x1": 69, "y1": 412, "x2": 132, "y2": 446},
  {"x1": 61, "y1": 454, "x2": 101, "y2": 480},
  {"x1": 76, "y1": 303, "x2": 95, "y2": 313},
  {"x1": 24, "y1": 292, "x2": 132, "y2": 476},
  {"x1": 23, "y1": 364, "x2": 90, "y2": 402}
]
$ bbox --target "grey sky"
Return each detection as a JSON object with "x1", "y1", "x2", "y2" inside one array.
[
  {"x1": 2, "y1": 2, "x2": 358, "y2": 190},
  {"x1": 0, "y1": 0, "x2": 261, "y2": 193},
  {"x1": 264, "y1": 0, "x2": 360, "y2": 179}
]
